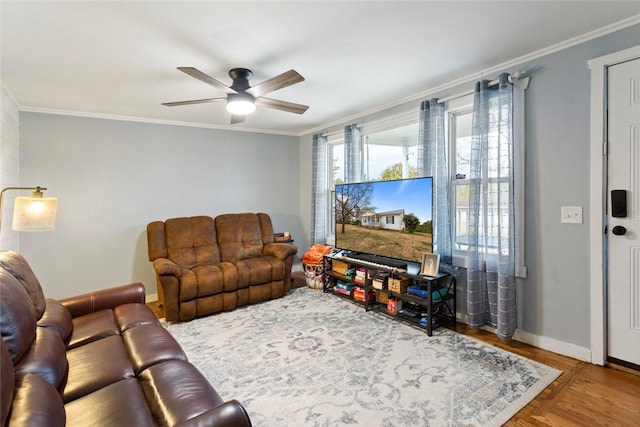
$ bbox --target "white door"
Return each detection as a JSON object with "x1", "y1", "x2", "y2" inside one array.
[{"x1": 607, "y1": 57, "x2": 640, "y2": 366}]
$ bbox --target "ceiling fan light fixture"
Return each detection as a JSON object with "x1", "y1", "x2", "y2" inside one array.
[{"x1": 226, "y1": 93, "x2": 255, "y2": 115}]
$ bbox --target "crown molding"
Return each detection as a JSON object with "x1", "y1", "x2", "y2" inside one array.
[{"x1": 18, "y1": 107, "x2": 301, "y2": 137}]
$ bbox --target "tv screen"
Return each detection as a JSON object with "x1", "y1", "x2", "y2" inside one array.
[{"x1": 335, "y1": 176, "x2": 433, "y2": 264}]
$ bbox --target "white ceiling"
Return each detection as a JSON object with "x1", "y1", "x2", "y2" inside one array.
[{"x1": 2, "y1": 1, "x2": 639, "y2": 136}]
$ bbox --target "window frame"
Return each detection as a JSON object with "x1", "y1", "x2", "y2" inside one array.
[
  {"x1": 446, "y1": 94, "x2": 474, "y2": 267},
  {"x1": 445, "y1": 82, "x2": 528, "y2": 277}
]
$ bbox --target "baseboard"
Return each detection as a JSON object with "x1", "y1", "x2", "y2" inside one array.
[
  {"x1": 511, "y1": 329, "x2": 591, "y2": 363},
  {"x1": 146, "y1": 293, "x2": 158, "y2": 303},
  {"x1": 456, "y1": 313, "x2": 591, "y2": 363}
]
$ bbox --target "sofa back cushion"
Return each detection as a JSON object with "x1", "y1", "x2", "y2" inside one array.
[
  {"x1": 7, "y1": 373, "x2": 66, "y2": 427},
  {"x1": 0, "y1": 251, "x2": 46, "y2": 319},
  {"x1": 257, "y1": 212, "x2": 276, "y2": 244},
  {"x1": 216, "y1": 213, "x2": 268, "y2": 263},
  {"x1": 147, "y1": 216, "x2": 221, "y2": 269},
  {"x1": 0, "y1": 269, "x2": 37, "y2": 364}
]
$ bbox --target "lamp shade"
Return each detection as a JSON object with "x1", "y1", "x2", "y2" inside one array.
[{"x1": 12, "y1": 195, "x2": 58, "y2": 231}]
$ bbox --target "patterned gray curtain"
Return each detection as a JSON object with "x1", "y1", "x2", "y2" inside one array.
[
  {"x1": 466, "y1": 73, "x2": 516, "y2": 340},
  {"x1": 344, "y1": 124, "x2": 362, "y2": 183},
  {"x1": 417, "y1": 99, "x2": 454, "y2": 267},
  {"x1": 311, "y1": 134, "x2": 328, "y2": 243}
]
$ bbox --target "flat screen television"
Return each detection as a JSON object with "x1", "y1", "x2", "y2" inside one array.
[{"x1": 334, "y1": 176, "x2": 433, "y2": 265}]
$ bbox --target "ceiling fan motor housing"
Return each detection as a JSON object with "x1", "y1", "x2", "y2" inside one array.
[{"x1": 229, "y1": 68, "x2": 253, "y2": 91}]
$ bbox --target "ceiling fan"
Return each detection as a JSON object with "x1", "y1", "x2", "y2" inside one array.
[{"x1": 163, "y1": 67, "x2": 309, "y2": 124}]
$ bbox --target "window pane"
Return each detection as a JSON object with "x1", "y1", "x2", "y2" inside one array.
[
  {"x1": 452, "y1": 110, "x2": 472, "y2": 179},
  {"x1": 366, "y1": 144, "x2": 403, "y2": 180},
  {"x1": 454, "y1": 183, "x2": 469, "y2": 250},
  {"x1": 455, "y1": 181, "x2": 511, "y2": 254},
  {"x1": 331, "y1": 143, "x2": 344, "y2": 184},
  {"x1": 362, "y1": 122, "x2": 419, "y2": 181}
]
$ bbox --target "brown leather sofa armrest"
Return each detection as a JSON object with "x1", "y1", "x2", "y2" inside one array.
[
  {"x1": 177, "y1": 400, "x2": 252, "y2": 427},
  {"x1": 152, "y1": 258, "x2": 182, "y2": 277},
  {"x1": 59, "y1": 282, "x2": 146, "y2": 318},
  {"x1": 263, "y1": 242, "x2": 298, "y2": 261}
]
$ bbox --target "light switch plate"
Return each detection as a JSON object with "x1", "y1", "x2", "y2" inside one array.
[{"x1": 561, "y1": 206, "x2": 583, "y2": 224}]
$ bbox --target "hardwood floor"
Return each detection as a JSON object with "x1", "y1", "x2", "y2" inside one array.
[
  {"x1": 148, "y1": 297, "x2": 640, "y2": 426},
  {"x1": 447, "y1": 323, "x2": 640, "y2": 426}
]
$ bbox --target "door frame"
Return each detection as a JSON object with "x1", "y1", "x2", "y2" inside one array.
[{"x1": 588, "y1": 45, "x2": 640, "y2": 365}]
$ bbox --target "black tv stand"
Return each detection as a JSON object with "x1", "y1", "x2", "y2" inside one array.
[
  {"x1": 345, "y1": 253, "x2": 408, "y2": 270},
  {"x1": 322, "y1": 255, "x2": 456, "y2": 336}
]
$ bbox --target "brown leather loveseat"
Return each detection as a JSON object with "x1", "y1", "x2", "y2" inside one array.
[
  {"x1": 0, "y1": 250, "x2": 251, "y2": 426},
  {"x1": 147, "y1": 212, "x2": 298, "y2": 322}
]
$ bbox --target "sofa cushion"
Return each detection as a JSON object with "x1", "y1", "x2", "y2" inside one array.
[
  {"x1": 14, "y1": 327, "x2": 68, "y2": 390},
  {"x1": 240, "y1": 258, "x2": 272, "y2": 285},
  {"x1": 65, "y1": 378, "x2": 156, "y2": 426},
  {"x1": 123, "y1": 324, "x2": 187, "y2": 375},
  {"x1": 0, "y1": 251, "x2": 46, "y2": 319},
  {"x1": 66, "y1": 309, "x2": 119, "y2": 350},
  {"x1": 138, "y1": 360, "x2": 224, "y2": 427},
  {"x1": 190, "y1": 265, "x2": 224, "y2": 296},
  {"x1": 7, "y1": 373, "x2": 65, "y2": 427},
  {"x1": 114, "y1": 303, "x2": 161, "y2": 332},
  {"x1": 196, "y1": 263, "x2": 240, "y2": 293},
  {"x1": 63, "y1": 335, "x2": 134, "y2": 402},
  {"x1": 165, "y1": 216, "x2": 221, "y2": 269},
  {"x1": 236, "y1": 256, "x2": 284, "y2": 285},
  {"x1": 37, "y1": 299, "x2": 73, "y2": 342},
  {"x1": 0, "y1": 269, "x2": 37, "y2": 364},
  {"x1": 217, "y1": 213, "x2": 265, "y2": 263}
]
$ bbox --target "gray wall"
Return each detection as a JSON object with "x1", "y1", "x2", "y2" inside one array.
[
  {"x1": 0, "y1": 87, "x2": 20, "y2": 250},
  {"x1": 19, "y1": 114, "x2": 301, "y2": 299},
  {"x1": 298, "y1": 24, "x2": 640, "y2": 352}
]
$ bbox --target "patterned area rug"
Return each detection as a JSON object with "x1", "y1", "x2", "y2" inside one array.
[{"x1": 164, "y1": 287, "x2": 561, "y2": 426}]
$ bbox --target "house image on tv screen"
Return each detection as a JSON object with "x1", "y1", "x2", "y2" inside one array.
[{"x1": 360, "y1": 209, "x2": 405, "y2": 231}]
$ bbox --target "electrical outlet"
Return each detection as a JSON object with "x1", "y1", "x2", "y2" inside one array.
[{"x1": 561, "y1": 206, "x2": 583, "y2": 224}]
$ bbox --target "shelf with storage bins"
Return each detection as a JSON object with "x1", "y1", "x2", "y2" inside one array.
[{"x1": 322, "y1": 255, "x2": 456, "y2": 336}]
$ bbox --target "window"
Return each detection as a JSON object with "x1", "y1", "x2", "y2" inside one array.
[
  {"x1": 448, "y1": 94, "x2": 514, "y2": 259},
  {"x1": 326, "y1": 119, "x2": 420, "y2": 241},
  {"x1": 446, "y1": 86, "x2": 527, "y2": 277},
  {"x1": 448, "y1": 101, "x2": 474, "y2": 253}
]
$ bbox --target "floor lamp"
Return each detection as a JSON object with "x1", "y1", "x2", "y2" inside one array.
[{"x1": 0, "y1": 186, "x2": 58, "y2": 234}]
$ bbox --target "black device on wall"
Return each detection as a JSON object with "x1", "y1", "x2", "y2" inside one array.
[{"x1": 611, "y1": 189, "x2": 627, "y2": 218}]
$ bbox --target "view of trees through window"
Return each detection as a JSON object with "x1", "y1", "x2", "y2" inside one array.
[{"x1": 330, "y1": 122, "x2": 419, "y2": 185}]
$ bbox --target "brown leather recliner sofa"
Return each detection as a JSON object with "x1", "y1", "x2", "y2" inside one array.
[
  {"x1": 147, "y1": 212, "x2": 298, "y2": 322},
  {"x1": 0, "y1": 250, "x2": 252, "y2": 427}
]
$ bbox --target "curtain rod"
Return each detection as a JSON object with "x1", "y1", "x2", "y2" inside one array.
[
  {"x1": 321, "y1": 70, "x2": 529, "y2": 138},
  {"x1": 437, "y1": 70, "x2": 528, "y2": 104}
]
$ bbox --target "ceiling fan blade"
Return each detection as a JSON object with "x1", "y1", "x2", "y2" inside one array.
[
  {"x1": 255, "y1": 97, "x2": 309, "y2": 114},
  {"x1": 230, "y1": 114, "x2": 246, "y2": 124},
  {"x1": 177, "y1": 67, "x2": 237, "y2": 94},
  {"x1": 162, "y1": 97, "x2": 226, "y2": 107},
  {"x1": 245, "y1": 70, "x2": 305, "y2": 97}
]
